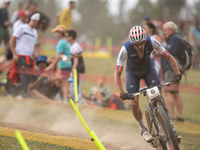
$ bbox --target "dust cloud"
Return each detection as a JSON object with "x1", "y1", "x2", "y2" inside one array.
[{"x1": 0, "y1": 98, "x2": 154, "y2": 150}]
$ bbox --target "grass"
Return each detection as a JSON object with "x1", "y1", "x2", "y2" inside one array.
[{"x1": 0, "y1": 135, "x2": 82, "y2": 150}]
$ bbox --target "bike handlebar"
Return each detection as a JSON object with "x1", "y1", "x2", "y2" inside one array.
[{"x1": 126, "y1": 80, "x2": 175, "y2": 99}]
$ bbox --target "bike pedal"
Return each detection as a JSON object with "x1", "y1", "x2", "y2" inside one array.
[{"x1": 148, "y1": 140, "x2": 157, "y2": 148}]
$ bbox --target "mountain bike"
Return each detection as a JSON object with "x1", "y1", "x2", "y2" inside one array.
[{"x1": 126, "y1": 80, "x2": 180, "y2": 150}]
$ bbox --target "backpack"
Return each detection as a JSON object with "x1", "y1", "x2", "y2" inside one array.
[{"x1": 176, "y1": 39, "x2": 193, "y2": 74}]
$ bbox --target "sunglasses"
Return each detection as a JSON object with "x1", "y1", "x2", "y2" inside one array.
[{"x1": 65, "y1": 35, "x2": 70, "y2": 37}]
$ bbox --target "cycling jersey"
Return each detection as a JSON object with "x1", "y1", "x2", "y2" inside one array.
[{"x1": 116, "y1": 36, "x2": 169, "y2": 93}]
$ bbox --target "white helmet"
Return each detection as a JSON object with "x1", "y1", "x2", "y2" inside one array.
[{"x1": 129, "y1": 26, "x2": 147, "y2": 44}]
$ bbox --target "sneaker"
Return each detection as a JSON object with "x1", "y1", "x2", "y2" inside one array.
[
  {"x1": 176, "y1": 134, "x2": 181, "y2": 144},
  {"x1": 176, "y1": 117, "x2": 185, "y2": 122},
  {"x1": 141, "y1": 128, "x2": 153, "y2": 142}
]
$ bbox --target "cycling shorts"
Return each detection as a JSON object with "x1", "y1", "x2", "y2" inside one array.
[{"x1": 126, "y1": 64, "x2": 161, "y2": 94}]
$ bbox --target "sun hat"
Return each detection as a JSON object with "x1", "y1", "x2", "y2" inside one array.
[
  {"x1": 37, "y1": 55, "x2": 48, "y2": 66},
  {"x1": 51, "y1": 25, "x2": 66, "y2": 33}
]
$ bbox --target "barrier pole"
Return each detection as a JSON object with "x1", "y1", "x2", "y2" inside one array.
[
  {"x1": 73, "y1": 69, "x2": 78, "y2": 108},
  {"x1": 15, "y1": 130, "x2": 30, "y2": 150},
  {"x1": 106, "y1": 36, "x2": 112, "y2": 52},
  {"x1": 69, "y1": 99, "x2": 106, "y2": 150},
  {"x1": 95, "y1": 37, "x2": 101, "y2": 51}
]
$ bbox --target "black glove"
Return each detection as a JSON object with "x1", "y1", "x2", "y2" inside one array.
[
  {"x1": 120, "y1": 92, "x2": 134, "y2": 100},
  {"x1": 173, "y1": 74, "x2": 182, "y2": 82}
]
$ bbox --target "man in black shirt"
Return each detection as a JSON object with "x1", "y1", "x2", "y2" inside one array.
[{"x1": 0, "y1": 0, "x2": 11, "y2": 53}]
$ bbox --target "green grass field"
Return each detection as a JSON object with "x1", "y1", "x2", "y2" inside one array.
[{"x1": 0, "y1": 57, "x2": 200, "y2": 150}]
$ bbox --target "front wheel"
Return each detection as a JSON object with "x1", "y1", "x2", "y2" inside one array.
[
  {"x1": 145, "y1": 105, "x2": 167, "y2": 150},
  {"x1": 155, "y1": 106, "x2": 180, "y2": 150}
]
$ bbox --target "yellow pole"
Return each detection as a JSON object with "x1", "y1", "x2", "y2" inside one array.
[
  {"x1": 15, "y1": 130, "x2": 30, "y2": 150},
  {"x1": 69, "y1": 99, "x2": 106, "y2": 150},
  {"x1": 106, "y1": 36, "x2": 112, "y2": 52},
  {"x1": 73, "y1": 69, "x2": 78, "y2": 108},
  {"x1": 95, "y1": 37, "x2": 101, "y2": 51}
]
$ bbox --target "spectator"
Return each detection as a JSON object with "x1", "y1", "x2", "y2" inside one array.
[
  {"x1": 177, "y1": 19, "x2": 187, "y2": 39},
  {"x1": 144, "y1": 22, "x2": 162, "y2": 79},
  {"x1": 65, "y1": 29, "x2": 85, "y2": 103},
  {"x1": 9, "y1": 13, "x2": 40, "y2": 99},
  {"x1": 141, "y1": 15, "x2": 150, "y2": 27},
  {"x1": 59, "y1": 1, "x2": 76, "y2": 29},
  {"x1": 0, "y1": 0, "x2": 11, "y2": 54},
  {"x1": 10, "y1": 2, "x2": 24, "y2": 26},
  {"x1": 27, "y1": 1, "x2": 50, "y2": 54},
  {"x1": 189, "y1": 17, "x2": 200, "y2": 70},
  {"x1": 163, "y1": 21, "x2": 184, "y2": 122},
  {"x1": 0, "y1": 10, "x2": 29, "y2": 64},
  {"x1": 45, "y1": 25, "x2": 72, "y2": 103},
  {"x1": 13, "y1": 10, "x2": 29, "y2": 31},
  {"x1": 28, "y1": 55, "x2": 61, "y2": 102},
  {"x1": 82, "y1": 75, "x2": 125, "y2": 110}
]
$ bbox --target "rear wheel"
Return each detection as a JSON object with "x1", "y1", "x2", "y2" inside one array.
[
  {"x1": 155, "y1": 106, "x2": 180, "y2": 150},
  {"x1": 145, "y1": 105, "x2": 167, "y2": 150}
]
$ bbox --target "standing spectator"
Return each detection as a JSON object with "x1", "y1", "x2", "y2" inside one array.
[
  {"x1": 65, "y1": 29, "x2": 85, "y2": 103},
  {"x1": 163, "y1": 21, "x2": 184, "y2": 122},
  {"x1": 13, "y1": 10, "x2": 29, "y2": 31},
  {"x1": 45, "y1": 25, "x2": 72, "y2": 103},
  {"x1": 189, "y1": 17, "x2": 200, "y2": 70},
  {"x1": 59, "y1": 1, "x2": 76, "y2": 30},
  {"x1": 0, "y1": 0, "x2": 11, "y2": 54},
  {"x1": 9, "y1": 13, "x2": 40, "y2": 99},
  {"x1": 27, "y1": 1, "x2": 50, "y2": 54},
  {"x1": 10, "y1": 2, "x2": 24, "y2": 26},
  {"x1": 0, "y1": 10, "x2": 29, "y2": 63},
  {"x1": 144, "y1": 22, "x2": 162, "y2": 78},
  {"x1": 177, "y1": 19, "x2": 187, "y2": 39},
  {"x1": 141, "y1": 15, "x2": 150, "y2": 27}
]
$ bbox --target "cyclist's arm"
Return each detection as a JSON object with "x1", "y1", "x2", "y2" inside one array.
[
  {"x1": 165, "y1": 53, "x2": 180, "y2": 74},
  {"x1": 151, "y1": 37, "x2": 181, "y2": 74},
  {"x1": 114, "y1": 46, "x2": 127, "y2": 93}
]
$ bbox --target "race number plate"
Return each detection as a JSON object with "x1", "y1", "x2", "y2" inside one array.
[{"x1": 146, "y1": 86, "x2": 160, "y2": 99}]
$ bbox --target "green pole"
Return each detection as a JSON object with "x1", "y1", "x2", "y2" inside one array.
[
  {"x1": 69, "y1": 99, "x2": 106, "y2": 150},
  {"x1": 15, "y1": 130, "x2": 30, "y2": 150},
  {"x1": 73, "y1": 69, "x2": 79, "y2": 108},
  {"x1": 95, "y1": 37, "x2": 101, "y2": 51},
  {"x1": 106, "y1": 36, "x2": 112, "y2": 52}
]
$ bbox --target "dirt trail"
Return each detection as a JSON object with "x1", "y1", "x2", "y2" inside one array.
[{"x1": 0, "y1": 97, "x2": 159, "y2": 150}]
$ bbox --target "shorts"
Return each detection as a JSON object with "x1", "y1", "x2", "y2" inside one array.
[
  {"x1": 5, "y1": 44, "x2": 13, "y2": 60},
  {"x1": 61, "y1": 67, "x2": 71, "y2": 79},
  {"x1": 0, "y1": 27, "x2": 10, "y2": 44},
  {"x1": 126, "y1": 64, "x2": 161, "y2": 94},
  {"x1": 164, "y1": 70, "x2": 179, "y2": 93}
]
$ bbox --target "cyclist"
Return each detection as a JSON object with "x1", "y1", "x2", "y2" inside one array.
[{"x1": 114, "y1": 26, "x2": 182, "y2": 142}]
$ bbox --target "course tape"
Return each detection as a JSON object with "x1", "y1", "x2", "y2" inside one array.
[
  {"x1": 1, "y1": 64, "x2": 200, "y2": 94},
  {"x1": 0, "y1": 126, "x2": 97, "y2": 150}
]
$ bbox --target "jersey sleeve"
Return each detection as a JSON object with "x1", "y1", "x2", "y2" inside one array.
[
  {"x1": 71, "y1": 44, "x2": 82, "y2": 57},
  {"x1": 151, "y1": 37, "x2": 169, "y2": 59},
  {"x1": 116, "y1": 46, "x2": 127, "y2": 71},
  {"x1": 12, "y1": 26, "x2": 23, "y2": 38},
  {"x1": 56, "y1": 41, "x2": 64, "y2": 53}
]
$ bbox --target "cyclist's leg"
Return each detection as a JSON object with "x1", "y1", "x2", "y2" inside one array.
[
  {"x1": 126, "y1": 71, "x2": 152, "y2": 141},
  {"x1": 126, "y1": 71, "x2": 145, "y2": 127},
  {"x1": 143, "y1": 65, "x2": 161, "y2": 89}
]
